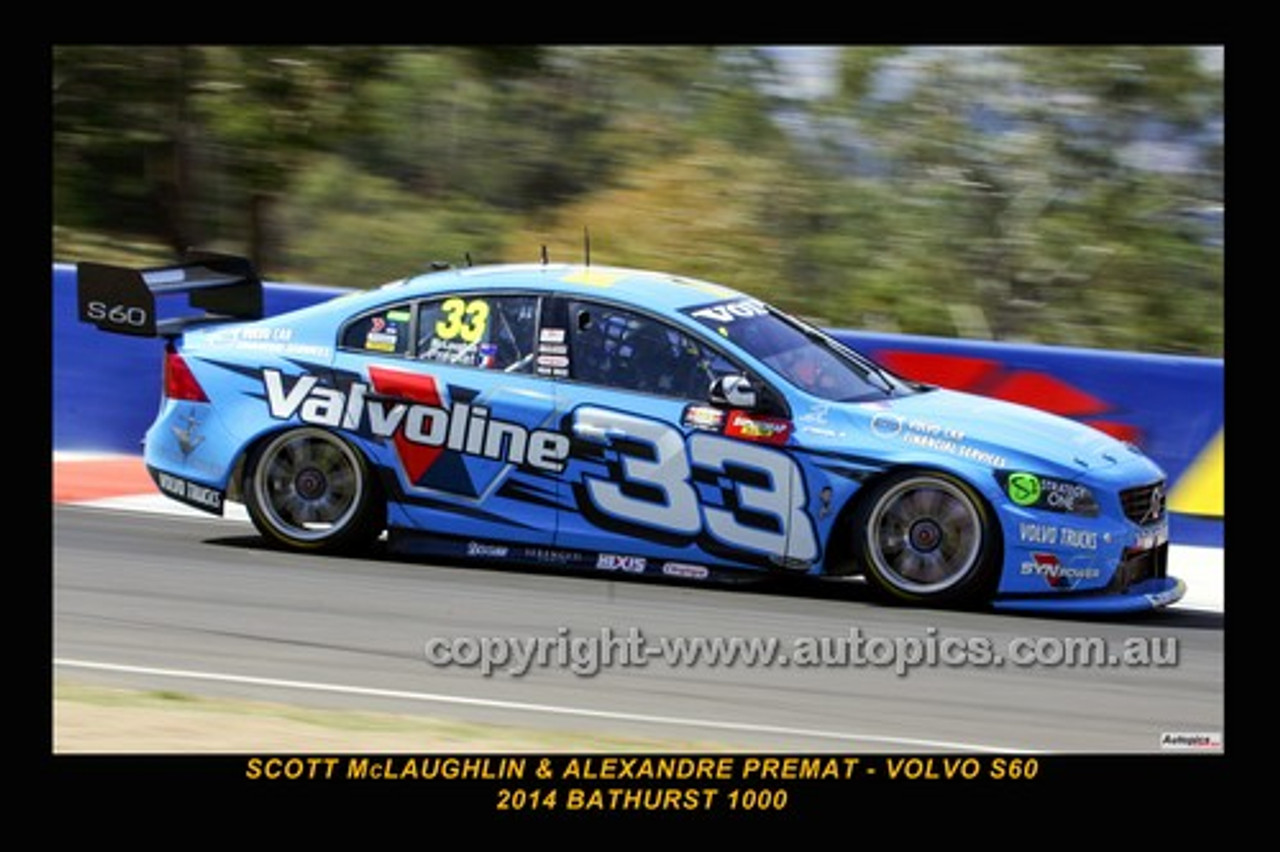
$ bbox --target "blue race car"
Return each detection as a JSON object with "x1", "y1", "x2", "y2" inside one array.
[{"x1": 77, "y1": 253, "x2": 1182, "y2": 613}]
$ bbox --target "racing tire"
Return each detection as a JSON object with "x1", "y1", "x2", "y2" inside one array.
[
  {"x1": 244, "y1": 427, "x2": 384, "y2": 554},
  {"x1": 851, "y1": 470, "x2": 1000, "y2": 607}
]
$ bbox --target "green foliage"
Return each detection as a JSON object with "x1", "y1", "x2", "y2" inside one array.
[
  {"x1": 52, "y1": 45, "x2": 1222, "y2": 356},
  {"x1": 520, "y1": 140, "x2": 794, "y2": 298},
  {"x1": 278, "y1": 156, "x2": 513, "y2": 286},
  {"x1": 53, "y1": 46, "x2": 202, "y2": 249},
  {"x1": 792, "y1": 46, "x2": 1223, "y2": 354}
]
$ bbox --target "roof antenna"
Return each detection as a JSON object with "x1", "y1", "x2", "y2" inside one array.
[
  {"x1": 464, "y1": 252, "x2": 473, "y2": 268},
  {"x1": 540, "y1": 245, "x2": 548, "y2": 265},
  {"x1": 584, "y1": 226, "x2": 591, "y2": 267}
]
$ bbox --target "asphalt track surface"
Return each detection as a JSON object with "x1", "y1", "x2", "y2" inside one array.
[{"x1": 52, "y1": 461, "x2": 1224, "y2": 754}]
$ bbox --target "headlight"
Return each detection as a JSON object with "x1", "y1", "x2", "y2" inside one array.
[{"x1": 994, "y1": 470, "x2": 1100, "y2": 517}]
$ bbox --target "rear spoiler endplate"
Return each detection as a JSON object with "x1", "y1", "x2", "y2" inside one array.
[{"x1": 77, "y1": 252, "x2": 263, "y2": 338}]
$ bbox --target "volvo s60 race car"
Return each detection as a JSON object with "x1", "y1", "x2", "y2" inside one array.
[{"x1": 76, "y1": 252, "x2": 1182, "y2": 613}]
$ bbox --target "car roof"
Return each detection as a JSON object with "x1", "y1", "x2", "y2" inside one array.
[{"x1": 373, "y1": 263, "x2": 746, "y2": 314}]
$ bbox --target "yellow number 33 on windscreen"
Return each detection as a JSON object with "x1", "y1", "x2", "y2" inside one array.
[{"x1": 435, "y1": 297, "x2": 490, "y2": 344}]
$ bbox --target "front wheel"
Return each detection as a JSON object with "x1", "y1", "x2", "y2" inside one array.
[
  {"x1": 244, "y1": 427, "x2": 384, "y2": 554},
  {"x1": 852, "y1": 470, "x2": 1000, "y2": 607}
]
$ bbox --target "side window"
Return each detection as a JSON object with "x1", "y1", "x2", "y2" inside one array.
[
  {"x1": 416, "y1": 294, "x2": 539, "y2": 372},
  {"x1": 567, "y1": 300, "x2": 738, "y2": 399},
  {"x1": 341, "y1": 303, "x2": 413, "y2": 356}
]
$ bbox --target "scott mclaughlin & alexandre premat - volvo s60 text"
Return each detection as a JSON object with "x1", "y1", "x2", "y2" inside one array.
[{"x1": 76, "y1": 252, "x2": 1182, "y2": 614}]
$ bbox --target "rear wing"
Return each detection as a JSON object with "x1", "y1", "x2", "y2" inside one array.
[{"x1": 77, "y1": 252, "x2": 263, "y2": 338}]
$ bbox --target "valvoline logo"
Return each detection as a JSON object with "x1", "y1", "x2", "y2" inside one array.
[{"x1": 260, "y1": 366, "x2": 570, "y2": 487}]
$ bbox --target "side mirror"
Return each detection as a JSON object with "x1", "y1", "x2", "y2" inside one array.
[{"x1": 709, "y1": 375, "x2": 758, "y2": 409}]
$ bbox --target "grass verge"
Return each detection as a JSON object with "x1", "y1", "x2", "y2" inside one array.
[{"x1": 54, "y1": 680, "x2": 712, "y2": 754}]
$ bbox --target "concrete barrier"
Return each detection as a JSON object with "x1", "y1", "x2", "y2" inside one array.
[{"x1": 52, "y1": 263, "x2": 1223, "y2": 545}]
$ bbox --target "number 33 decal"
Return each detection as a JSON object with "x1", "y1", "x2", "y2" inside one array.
[
  {"x1": 435, "y1": 297, "x2": 490, "y2": 344},
  {"x1": 572, "y1": 406, "x2": 819, "y2": 562}
]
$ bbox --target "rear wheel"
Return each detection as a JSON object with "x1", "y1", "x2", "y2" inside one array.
[
  {"x1": 244, "y1": 427, "x2": 383, "y2": 553},
  {"x1": 852, "y1": 470, "x2": 999, "y2": 607}
]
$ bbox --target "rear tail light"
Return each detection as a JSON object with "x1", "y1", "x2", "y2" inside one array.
[{"x1": 164, "y1": 344, "x2": 209, "y2": 402}]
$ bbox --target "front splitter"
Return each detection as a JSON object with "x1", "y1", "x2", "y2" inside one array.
[{"x1": 991, "y1": 577, "x2": 1186, "y2": 615}]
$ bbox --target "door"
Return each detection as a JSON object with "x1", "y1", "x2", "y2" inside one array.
[{"x1": 551, "y1": 297, "x2": 820, "y2": 572}]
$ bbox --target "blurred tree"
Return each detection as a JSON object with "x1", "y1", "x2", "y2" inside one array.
[
  {"x1": 54, "y1": 46, "x2": 393, "y2": 272},
  {"x1": 52, "y1": 45, "x2": 1222, "y2": 356},
  {"x1": 192, "y1": 46, "x2": 392, "y2": 271},
  {"x1": 53, "y1": 46, "x2": 202, "y2": 254},
  {"x1": 792, "y1": 45, "x2": 1223, "y2": 354},
  {"x1": 276, "y1": 154, "x2": 512, "y2": 286},
  {"x1": 348, "y1": 47, "x2": 622, "y2": 215}
]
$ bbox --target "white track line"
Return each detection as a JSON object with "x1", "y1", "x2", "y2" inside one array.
[{"x1": 54, "y1": 657, "x2": 1039, "y2": 753}]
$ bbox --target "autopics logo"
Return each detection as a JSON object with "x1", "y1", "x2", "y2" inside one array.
[
  {"x1": 997, "y1": 471, "x2": 1099, "y2": 517},
  {"x1": 1160, "y1": 732, "x2": 1223, "y2": 751}
]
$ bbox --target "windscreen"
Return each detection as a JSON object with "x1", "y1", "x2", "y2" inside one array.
[{"x1": 682, "y1": 298, "x2": 915, "y2": 402}]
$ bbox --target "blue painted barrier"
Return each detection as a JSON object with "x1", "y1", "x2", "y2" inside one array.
[
  {"x1": 52, "y1": 263, "x2": 1223, "y2": 545},
  {"x1": 53, "y1": 263, "x2": 349, "y2": 455}
]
